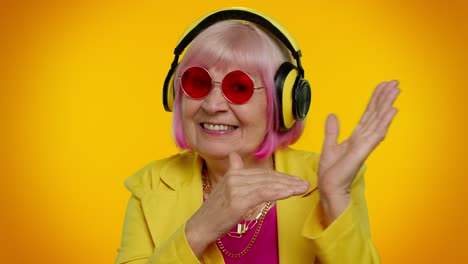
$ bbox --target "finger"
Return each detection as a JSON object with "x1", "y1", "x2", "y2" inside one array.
[
  {"x1": 240, "y1": 180, "x2": 310, "y2": 202},
  {"x1": 376, "y1": 84, "x2": 400, "y2": 118},
  {"x1": 359, "y1": 108, "x2": 381, "y2": 137},
  {"x1": 366, "y1": 81, "x2": 387, "y2": 112},
  {"x1": 359, "y1": 109, "x2": 374, "y2": 126},
  {"x1": 229, "y1": 152, "x2": 244, "y2": 170},
  {"x1": 227, "y1": 169, "x2": 310, "y2": 193},
  {"x1": 362, "y1": 80, "x2": 398, "y2": 129},
  {"x1": 376, "y1": 80, "x2": 398, "y2": 108},
  {"x1": 301, "y1": 186, "x2": 318, "y2": 198},
  {"x1": 353, "y1": 111, "x2": 377, "y2": 137},
  {"x1": 375, "y1": 107, "x2": 398, "y2": 139},
  {"x1": 232, "y1": 168, "x2": 304, "y2": 182},
  {"x1": 228, "y1": 170, "x2": 308, "y2": 192},
  {"x1": 360, "y1": 81, "x2": 393, "y2": 125},
  {"x1": 271, "y1": 170, "x2": 306, "y2": 182},
  {"x1": 323, "y1": 114, "x2": 339, "y2": 148},
  {"x1": 358, "y1": 106, "x2": 396, "y2": 145}
]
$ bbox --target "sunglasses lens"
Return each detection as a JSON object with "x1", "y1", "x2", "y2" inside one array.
[
  {"x1": 222, "y1": 70, "x2": 254, "y2": 104},
  {"x1": 181, "y1": 67, "x2": 212, "y2": 99}
]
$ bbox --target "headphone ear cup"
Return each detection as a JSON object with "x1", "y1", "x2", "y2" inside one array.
[
  {"x1": 163, "y1": 67, "x2": 176, "y2": 112},
  {"x1": 275, "y1": 62, "x2": 299, "y2": 131},
  {"x1": 275, "y1": 62, "x2": 312, "y2": 132},
  {"x1": 293, "y1": 79, "x2": 311, "y2": 121}
]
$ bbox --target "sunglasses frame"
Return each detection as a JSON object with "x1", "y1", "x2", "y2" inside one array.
[{"x1": 179, "y1": 66, "x2": 265, "y2": 104}]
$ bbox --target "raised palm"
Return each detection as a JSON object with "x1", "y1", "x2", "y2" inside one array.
[{"x1": 318, "y1": 81, "x2": 400, "y2": 197}]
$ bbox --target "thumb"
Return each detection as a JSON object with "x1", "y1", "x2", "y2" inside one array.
[
  {"x1": 229, "y1": 152, "x2": 244, "y2": 170},
  {"x1": 323, "y1": 113, "x2": 339, "y2": 148}
]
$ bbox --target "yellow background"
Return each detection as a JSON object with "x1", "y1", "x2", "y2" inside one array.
[{"x1": 2, "y1": 0, "x2": 467, "y2": 263}]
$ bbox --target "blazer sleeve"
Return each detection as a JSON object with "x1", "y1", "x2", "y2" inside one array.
[
  {"x1": 114, "y1": 195, "x2": 201, "y2": 264},
  {"x1": 302, "y1": 166, "x2": 381, "y2": 264}
]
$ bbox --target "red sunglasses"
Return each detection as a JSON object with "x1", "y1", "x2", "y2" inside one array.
[{"x1": 180, "y1": 66, "x2": 264, "y2": 104}]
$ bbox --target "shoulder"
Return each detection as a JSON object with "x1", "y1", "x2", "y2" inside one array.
[
  {"x1": 124, "y1": 151, "x2": 197, "y2": 199},
  {"x1": 276, "y1": 147, "x2": 320, "y2": 170},
  {"x1": 277, "y1": 147, "x2": 320, "y2": 159},
  {"x1": 274, "y1": 148, "x2": 321, "y2": 185}
]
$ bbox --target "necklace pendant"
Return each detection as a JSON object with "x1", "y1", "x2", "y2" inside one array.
[{"x1": 237, "y1": 223, "x2": 247, "y2": 234}]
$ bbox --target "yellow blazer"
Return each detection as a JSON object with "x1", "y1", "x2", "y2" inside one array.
[{"x1": 115, "y1": 148, "x2": 380, "y2": 264}]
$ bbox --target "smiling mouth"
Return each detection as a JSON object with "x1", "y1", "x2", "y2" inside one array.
[{"x1": 201, "y1": 123, "x2": 238, "y2": 131}]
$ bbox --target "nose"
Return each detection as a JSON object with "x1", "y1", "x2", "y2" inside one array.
[{"x1": 201, "y1": 82, "x2": 229, "y2": 113}]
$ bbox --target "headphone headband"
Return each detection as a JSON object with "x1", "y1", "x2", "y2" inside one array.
[{"x1": 174, "y1": 8, "x2": 302, "y2": 61}]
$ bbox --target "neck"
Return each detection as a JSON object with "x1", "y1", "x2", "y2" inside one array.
[{"x1": 202, "y1": 154, "x2": 274, "y2": 187}]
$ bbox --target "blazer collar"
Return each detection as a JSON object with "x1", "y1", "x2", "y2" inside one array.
[{"x1": 157, "y1": 151, "x2": 203, "y2": 191}]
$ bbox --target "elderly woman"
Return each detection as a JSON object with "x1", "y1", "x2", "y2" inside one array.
[{"x1": 115, "y1": 7, "x2": 399, "y2": 264}]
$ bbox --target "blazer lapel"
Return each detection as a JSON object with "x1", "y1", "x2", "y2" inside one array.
[
  {"x1": 139, "y1": 151, "x2": 224, "y2": 263},
  {"x1": 140, "y1": 152, "x2": 204, "y2": 247},
  {"x1": 275, "y1": 149, "x2": 319, "y2": 263}
]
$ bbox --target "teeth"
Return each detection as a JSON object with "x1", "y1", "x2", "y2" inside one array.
[{"x1": 202, "y1": 123, "x2": 236, "y2": 131}]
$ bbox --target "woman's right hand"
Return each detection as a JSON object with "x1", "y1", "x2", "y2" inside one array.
[{"x1": 185, "y1": 152, "x2": 310, "y2": 258}]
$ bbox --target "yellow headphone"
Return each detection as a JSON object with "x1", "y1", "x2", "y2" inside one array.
[{"x1": 163, "y1": 7, "x2": 311, "y2": 132}]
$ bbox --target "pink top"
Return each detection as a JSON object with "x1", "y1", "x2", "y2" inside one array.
[{"x1": 217, "y1": 205, "x2": 279, "y2": 264}]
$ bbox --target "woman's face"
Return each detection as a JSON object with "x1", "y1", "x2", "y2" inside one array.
[{"x1": 181, "y1": 65, "x2": 268, "y2": 159}]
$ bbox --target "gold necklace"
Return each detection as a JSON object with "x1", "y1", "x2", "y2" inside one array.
[
  {"x1": 226, "y1": 202, "x2": 267, "y2": 238},
  {"x1": 216, "y1": 201, "x2": 273, "y2": 258},
  {"x1": 201, "y1": 161, "x2": 212, "y2": 193}
]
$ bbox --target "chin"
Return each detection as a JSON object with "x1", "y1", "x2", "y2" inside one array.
[
  {"x1": 196, "y1": 145, "x2": 235, "y2": 159},
  {"x1": 198, "y1": 145, "x2": 260, "y2": 161}
]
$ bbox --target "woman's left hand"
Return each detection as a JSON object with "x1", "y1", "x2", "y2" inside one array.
[{"x1": 317, "y1": 80, "x2": 400, "y2": 224}]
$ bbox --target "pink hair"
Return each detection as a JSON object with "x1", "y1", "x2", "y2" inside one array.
[{"x1": 172, "y1": 20, "x2": 305, "y2": 159}]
